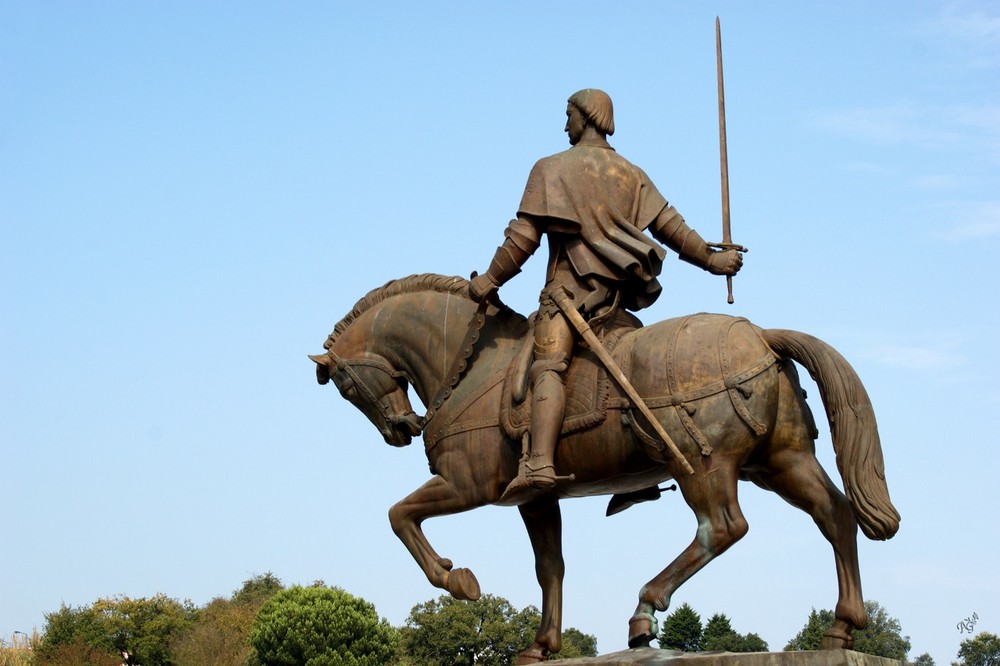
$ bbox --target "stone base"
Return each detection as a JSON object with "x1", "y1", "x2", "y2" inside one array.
[{"x1": 553, "y1": 648, "x2": 907, "y2": 666}]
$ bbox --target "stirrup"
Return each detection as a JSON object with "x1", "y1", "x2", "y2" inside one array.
[{"x1": 498, "y1": 463, "x2": 573, "y2": 506}]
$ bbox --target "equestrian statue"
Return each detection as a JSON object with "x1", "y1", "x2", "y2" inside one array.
[{"x1": 309, "y1": 87, "x2": 899, "y2": 663}]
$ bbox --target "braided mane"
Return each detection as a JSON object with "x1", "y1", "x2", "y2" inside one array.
[{"x1": 323, "y1": 274, "x2": 471, "y2": 350}]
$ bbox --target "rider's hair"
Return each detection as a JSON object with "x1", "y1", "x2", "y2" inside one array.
[{"x1": 568, "y1": 89, "x2": 615, "y2": 136}]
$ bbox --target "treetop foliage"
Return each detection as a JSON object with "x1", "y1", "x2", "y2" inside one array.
[
  {"x1": 397, "y1": 594, "x2": 539, "y2": 666},
  {"x1": 232, "y1": 572, "x2": 285, "y2": 607},
  {"x1": 37, "y1": 593, "x2": 196, "y2": 666},
  {"x1": 657, "y1": 605, "x2": 767, "y2": 653},
  {"x1": 658, "y1": 603, "x2": 703, "y2": 652},
  {"x1": 784, "y1": 600, "x2": 910, "y2": 661},
  {"x1": 249, "y1": 585, "x2": 397, "y2": 666},
  {"x1": 395, "y1": 593, "x2": 596, "y2": 664},
  {"x1": 954, "y1": 632, "x2": 1000, "y2": 666}
]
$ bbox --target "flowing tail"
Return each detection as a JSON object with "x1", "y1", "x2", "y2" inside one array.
[{"x1": 763, "y1": 329, "x2": 900, "y2": 540}]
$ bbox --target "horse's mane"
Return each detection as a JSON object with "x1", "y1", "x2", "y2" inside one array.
[{"x1": 324, "y1": 274, "x2": 472, "y2": 350}]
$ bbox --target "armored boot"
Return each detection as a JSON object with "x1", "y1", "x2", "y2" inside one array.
[{"x1": 500, "y1": 369, "x2": 566, "y2": 505}]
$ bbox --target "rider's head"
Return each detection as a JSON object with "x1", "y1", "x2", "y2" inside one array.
[{"x1": 567, "y1": 89, "x2": 615, "y2": 137}]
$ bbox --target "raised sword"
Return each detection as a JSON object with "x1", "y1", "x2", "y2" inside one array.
[{"x1": 712, "y1": 16, "x2": 748, "y2": 304}]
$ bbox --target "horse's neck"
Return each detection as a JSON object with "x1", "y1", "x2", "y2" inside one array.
[{"x1": 370, "y1": 294, "x2": 474, "y2": 408}]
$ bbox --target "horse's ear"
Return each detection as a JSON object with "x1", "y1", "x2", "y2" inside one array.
[{"x1": 309, "y1": 353, "x2": 331, "y2": 385}]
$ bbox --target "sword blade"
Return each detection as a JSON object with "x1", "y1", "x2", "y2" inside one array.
[{"x1": 717, "y1": 16, "x2": 735, "y2": 304}]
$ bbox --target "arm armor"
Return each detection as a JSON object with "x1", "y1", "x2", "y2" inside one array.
[
  {"x1": 484, "y1": 218, "x2": 541, "y2": 287},
  {"x1": 650, "y1": 206, "x2": 714, "y2": 270}
]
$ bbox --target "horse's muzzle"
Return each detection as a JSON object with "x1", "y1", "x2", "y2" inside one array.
[{"x1": 384, "y1": 411, "x2": 423, "y2": 447}]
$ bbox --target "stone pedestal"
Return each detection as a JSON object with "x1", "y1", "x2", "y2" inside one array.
[{"x1": 553, "y1": 648, "x2": 907, "y2": 666}]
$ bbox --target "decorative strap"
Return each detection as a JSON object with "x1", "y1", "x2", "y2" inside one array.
[
  {"x1": 424, "y1": 370, "x2": 505, "y2": 452},
  {"x1": 720, "y1": 318, "x2": 768, "y2": 436},
  {"x1": 425, "y1": 297, "x2": 491, "y2": 424},
  {"x1": 612, "y1": 353, "x2": 775, "y2": 410}
]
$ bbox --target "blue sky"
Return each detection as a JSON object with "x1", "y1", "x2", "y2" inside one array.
[{"x1": 2, "y1": 2, "x2": 998, "y2": 663}]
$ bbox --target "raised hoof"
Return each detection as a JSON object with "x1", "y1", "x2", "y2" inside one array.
[
  {"x1": 445, "y1": 567, "x2": 481, "y2": 601},
  {"x1": 628, "y1": 613, "x2": 657, "y2": 648},
  {"x1": 821, "y1": 628, "x2": 854, "y2": 650},
  {"x1": 515, "y1": 643, "x2": 549, "y2": 664}
]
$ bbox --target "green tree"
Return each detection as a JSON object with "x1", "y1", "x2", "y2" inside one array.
[
  {"x1": 249, "y1": 585, "x2": 397, "y2": 666},
  {"x1": 914, "y1": 652, "x2": 936, "y2": 666},
  {"x1": 172, "y1": 596, "x2": 260, "y2": 666},
  {"x1": 735, "y1": 633, "x2": 769, "y2": 653},
  {"x1": 784, "y1": 608, "x2": 835, "y2": 651},
  {"x1": 233, "y1": 572, "x2": 285, "y2": 607},
  {"x1": 38, "y1": 603, "x2": 113, "y2": 660},
  {"x1": 658, "y1": 603, "x2": 702, "y2": 652},
  {"x1": 173, "y1": 574, "x2": 285, "y2": 666},
  {"x1": 694, "y1": 613, "x2": 768, "y2": 653},
  {"x1": 396, "y1": 594, "x2": 539, "y2": 665},
  {"x1": 701, "y1": 613, "x2": 735, "y2": 650},
  {"x1": 549, "y1": 627, "x2": 598, "y2": 660},
  {"x1": 35, "y1": 636, "x2": 122, "y2": 666},
  {"x1": 784, "y1": 601, "x2": 909, "y2": 660},
  {"x1": 852, "y1": 601, "x2": 910, "y2": 660},
  {"x1": 954, "y1": 632, "x2": 1000, "y2": 666},
  {"x1": 37, "y1": 594, "x2": 195, "y2": 665}
]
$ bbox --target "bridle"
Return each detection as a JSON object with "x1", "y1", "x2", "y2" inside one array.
[{"x1": 324, "y1": 349, "x2": 422, "y2": 431}]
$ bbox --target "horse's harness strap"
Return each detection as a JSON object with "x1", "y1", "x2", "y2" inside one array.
[
  {"x1": 614, "y1": 347, "x2": 775, "y2": 460},
  {"x1": 611, "y1": 353, "x2": 775, "y2": 410},
  {"x1": 720, "y1": 318, "x2": 770, "y2": 437},
  {"x1": 664, "y1": 315, "x2": 710, "y2": 455},
  {"x1": 424, "y1": 369, "x2": 506, "y2": 452},
  {"x1": 325, "y1": 349, "x2": 409, "y2": 424}
]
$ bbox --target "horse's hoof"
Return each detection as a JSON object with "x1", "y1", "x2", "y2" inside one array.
[
  {"x1": 515, "y1": 643, "x2": 548, "y2": 664},
  {"x1": 821, "y1": 628, "x2": 854, "y2": 650},
  {"x1": 445, "y1": 567, "x2": 481, "y2": 601},
  {"x1": 628, "y1": 613, "x2": 657, "y2": 648}
]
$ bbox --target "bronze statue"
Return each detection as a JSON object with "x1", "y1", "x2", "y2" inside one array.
[
  {"x1": 469, "y1": 89, "x2": 742, "y2": 504},
  {"x1": 310, "y1": 281, "x2": 898, "y2": 662},
  {"x1": 310, "y1": 91, "x2": 898, "y2": 663}
]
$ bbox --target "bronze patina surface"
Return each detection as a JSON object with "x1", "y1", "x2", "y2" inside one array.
[{"x1": 310, "y1": 90, "x2": 898, "y2": 663}]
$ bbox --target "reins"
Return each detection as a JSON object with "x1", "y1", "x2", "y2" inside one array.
[{"x1": 324, "y1": 349, "x2": 420, "y2": 428}]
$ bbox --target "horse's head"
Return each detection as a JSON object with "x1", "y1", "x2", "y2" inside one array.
[
  {"x1": 312, "y1": 274, "x2": 497, "y2": 446},
  {"x1": 310, "y1": 350, "x2": 424, "y2": 447}
]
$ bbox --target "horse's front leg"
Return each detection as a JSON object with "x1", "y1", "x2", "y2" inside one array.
[
  {"x1": 387, "y1": 474, "x2": 487, "y2": 601},
  {"x1": 515, "y1": 496, "x2": 564, "y2": 664}
]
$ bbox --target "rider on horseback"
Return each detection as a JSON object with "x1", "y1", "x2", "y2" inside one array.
[{"x1": 470, "y1": 89, "x2": 743, "y2": 505}]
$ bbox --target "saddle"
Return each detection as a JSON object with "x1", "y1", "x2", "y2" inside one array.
[
  {"x1": 498, "y1": 309, "x2": 640, "y2": 442},
  {"x1": 424, "y1": 311, "x2": 777, "y2": 467}
]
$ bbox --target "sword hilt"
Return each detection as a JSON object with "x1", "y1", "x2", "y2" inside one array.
[
  {"x1": 708, "y1": 242, "x2": 748, "y2": 253},
  {"x1": 707, "y1": 243, "x2": 746, "y2": 305}
]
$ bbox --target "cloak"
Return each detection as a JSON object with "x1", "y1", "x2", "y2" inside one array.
[{"x1": 517, "y1": 143, "x2": 668, "y2": 311}]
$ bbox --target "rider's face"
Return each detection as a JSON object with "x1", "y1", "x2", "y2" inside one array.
[{"x1": 565, "y1": 103, "x2": 586, "y2": 145}]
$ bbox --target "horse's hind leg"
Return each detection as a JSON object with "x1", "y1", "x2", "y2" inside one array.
[
  {"x1": 629, "y1": 461, "x2": 748, "y2": 648},
  {"x1": 515, "y1": 496, "x2": 564, "y2": 664},
  {"x1": 746, "y1": 449, "x2": 865, "y2": 649},
  {"x1": 745, "y1": 367, "x2": 867, "y2": 649},
  {"x1": 387, "y1": 475, "x2": 485, "y2": 601}
]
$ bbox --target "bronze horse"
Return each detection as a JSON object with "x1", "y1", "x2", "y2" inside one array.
[{"x1": 310, "y1": 274, "x2": 898, "y2": 663}]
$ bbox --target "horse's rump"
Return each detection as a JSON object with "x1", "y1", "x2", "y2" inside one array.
[{"x1": 623, "y1": 314, "x2": 778, "y2": 459}]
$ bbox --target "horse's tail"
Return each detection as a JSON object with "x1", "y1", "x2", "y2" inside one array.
[{"x1": 762, "y1": 328, "x2": 900, "y2": 540}]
